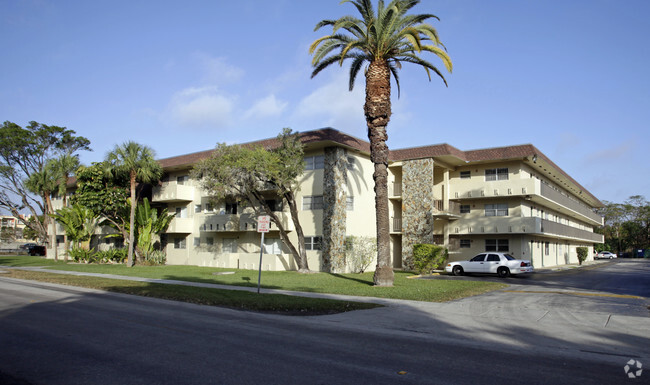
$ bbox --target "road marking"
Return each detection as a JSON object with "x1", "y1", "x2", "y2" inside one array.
[{"x1": 503, "y1": 290, "x2": 646, "y2": 300}]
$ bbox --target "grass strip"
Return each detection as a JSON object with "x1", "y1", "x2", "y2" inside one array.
[
  {"x1": 2, "y1": 269, "x2": 381, "y2": 316},
  {"x1": 0, "y1": 256, "x2": 507, "y2": 302}
]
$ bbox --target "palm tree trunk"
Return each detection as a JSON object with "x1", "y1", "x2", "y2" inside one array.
[
  {"x1": 365, "y1": 60, "x2": 394, "y2": 286},
  {"x1": 127, "y1": 171, "x2": 136, "y2": 267}
]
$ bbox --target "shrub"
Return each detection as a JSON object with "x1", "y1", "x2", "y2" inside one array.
[
  {"x1": 141, "y1": 250, "x2": 166, "y2": 266},
  {"x1": 95, "y1": 248, "x2": 128, "y2": 264},
  {"x1": 412, "y1": 244, "x2": 448, "y2": 275},
  {"x1": 345, "y1": 236, "x2": 376, "y2": 273},
  {"x1": 576, "y1": 247, "x2": 588, "y2": 265},
  {"x1": 69, "y1": 247, "x2": 95, "y2": 263}
]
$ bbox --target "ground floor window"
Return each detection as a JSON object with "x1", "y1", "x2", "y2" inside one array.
[
  {"x1": 223, "y1": 238, "x2": 237, "y2": 253},
  {"x1": 486, "y1": 239, "x2": 509, "y2": 252},
  {"x1": 263, "y1": 237, "x2": 283, "y2": 254},
  {"x1": 305, "y1": 236, "x2": 322, "y2": 251},
  {"x1": 174, "y1": 236, "x2": 186, "y2": 249},
  {"x1": 460, "y1": 239, "x2": 471, "y2": 248},
  {"x1": 545, "y1": 242, "x2": 550, "y2": 255}
]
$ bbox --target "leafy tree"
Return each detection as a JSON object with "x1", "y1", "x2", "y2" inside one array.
[
  {"x1": 106, "y1": 142, "x2": 162, "y2": 267},
  {"x1": 597, "y1": 196, "x2": 650, "y2": 254},
  {"x1": 70, "y1": 162, "x2": 130, "y2": 246},
  {"x1": 134, "y1": 198, "x2": 174, "y2": 260},
  {"x1": 310, "y1": 0, "x2": 452, "y2": 285},
  {"x1": 0, "y1": 121, "x2": 90, "y2": 246},
  {"x1": 52, "y1": 204, "x2": 101, "y2": 250},
  {"x1": 192, "y1": 128, "x2": 311, "y2": 272},
  {"x1": 24, "y1": 166, "x2": 59, "y2": 259}
]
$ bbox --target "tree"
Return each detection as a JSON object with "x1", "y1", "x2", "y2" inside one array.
[
  {"x1": 0, "y1": 121, "x2": 90, "y2": 246},
  {"x1": 134, "y1": 198, "x2": 175, "y2": 259},
  {"x1": 24, "y1": 165, "x2": 60, "y2": 259},
  {"x1": 192, "y1": 128, "x2": 311, "y2": 272},
  {"x1": 106, "y1": 142, "x2": 162, "y2": 267},
  {"x1": 52, "y1": 204, "x2": 101, "y2": 250},
  {"x1": 49, "y1": 153, "x2": 81, "y2": 260},
  {"x1": 310, "y1": 0, "x2": 452, "y2": 285}
]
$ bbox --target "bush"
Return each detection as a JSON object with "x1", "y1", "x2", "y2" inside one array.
[
  {"x1": 345, "y1": 236, "x2": 376, "y2": 273},
  {"x1": 412, "y1": 244, "x2": 448, "y2": 275},
  {"x1": 141, "y1": 250, "x2": 166, "y2": 266},
  {"x1": 95, "y1": 248, "x2": 128, "y2": 264},
  {"x1": 69, "y1": 247, "x2": 95, "y2": 263},
  {"x1": 576, "y1": 247, "x2": 588, "y2": 265}
]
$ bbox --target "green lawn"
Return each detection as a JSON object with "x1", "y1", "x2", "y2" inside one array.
[{"x1": 0, "y1": 255, "x2": 507, "y2": 313}]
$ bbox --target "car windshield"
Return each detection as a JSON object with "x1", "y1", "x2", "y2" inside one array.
[{"x1": 503, "y1": 254, "x2": 515, "y2": 260}]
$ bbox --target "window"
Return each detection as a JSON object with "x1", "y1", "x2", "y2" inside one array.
[
  {"x1": 206, "y1": 237, "x2": 214, "y2": 246},
  {"x1": 460, "y1": 171, "x2": 471, "y2": 179},
  {"x1": 195, "y1": 204, "x2": 202, "y2": 213},
  {"x1": 174, "y1": 236, "x2": 186, "y2": 249},
  {"x1": 225, "y1": 202, "x2": 238, "y2": 215},
  {"x1": 470, "y1": 254, "x2": 486, "y2": 262},
  {"x1": 223, "y1": 238, "x2": 237, "y2": 253},
  {"x1": 193, "y1": 237, "x2": 200, "y2": 247},
  {"x1": 346, "y1": 196, "x2": 354, "y2": 211},
  {"x1": 347, "y1": 156, "x2": 356, "y2": 170},
  {"x1": 265, "y1": 199, "x2": 280, "y2": 212},
  {"x1": 177, "y1": 175, "x2": 189, "y2": 185},
  {"x1": 485, "y1": 168, "x2": 508, "y2": 181},
  {"x1": 205, "y1": 203, "x2": 214, "y2": 213},
  {"x1": 545, "y1": 242, "x2": 550, "y2": 255},
  {"x1": 305, "y1": 236, "x2": 322, "y2": 251},
  {"x1": 486, "y1": 254, "x2": 501, "y2": 262},
  {"x1": 460, "y1": 239, "x2": 471, "y2": 248},
  {"x1": 305, "y1": 155, "x2": 325, "y2": 170},
  {"x1": 175, "y1": 206, "x2": 188, "y2": 218},
  {"x1": 486, "y1": 239, "x2": 509, "y2": 252},
  {"x1": 303, "y1": 195, "x2": 324, "y2": 210},
  {"x1": 460, "y1": 205, "x2": 471, "y2": 214},
  {"x1": 263, "y1": 238, "x2": 283, "y2": 254},
  {"x1": 485, "y1": 204, "x2": 508, "y2": 217}
]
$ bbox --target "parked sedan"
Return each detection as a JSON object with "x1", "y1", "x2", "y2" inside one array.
[
  {"x1": 445, "y1": 252, "x2": 534, "y2": 278},
  {"x1": 595, "y1": 251, "x2": 617, "y2": 259}
]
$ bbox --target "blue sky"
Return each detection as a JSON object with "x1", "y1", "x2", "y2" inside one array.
[{"x1": 1, "y1": 0, "x2": 648, "y2": 205}]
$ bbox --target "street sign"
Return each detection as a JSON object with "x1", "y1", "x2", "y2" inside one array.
[{"x1": 257, "y1": 215, "x2": 271, "y2": 233}]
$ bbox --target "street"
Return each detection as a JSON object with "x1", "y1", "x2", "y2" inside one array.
[{"x1": 0, "y1": 260, "x2": 648, "y2": 384}]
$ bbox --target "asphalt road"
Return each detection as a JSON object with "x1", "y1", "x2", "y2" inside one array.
[{"x1": 0, "y1": 260, "x2": 648, "y2": 384}]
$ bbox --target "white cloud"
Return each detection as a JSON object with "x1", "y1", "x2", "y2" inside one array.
[
  {"x1": 194, "y1": 53, "x2": 244, "y2": 84},
  {"x1": 292, "y1": 72, "x2": 366, "y2": 132},
  {"x1": 168, "y1": 86, "x2": 235, "y2": 129},
  {"x1": 243, "y1": 94, "x2": 288, "y2": 119}
]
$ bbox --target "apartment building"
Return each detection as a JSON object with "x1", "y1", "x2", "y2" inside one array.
[
  {"x1": 49, "y1": 128, "x2": 604, "y2": 271},
  {"x1": 145, "y1": 128, "x2": 603, "y2": 272}
]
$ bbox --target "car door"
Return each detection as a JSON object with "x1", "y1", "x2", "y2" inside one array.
[
  {"x1": 466, "y1": 254, "x2": 487, "y2": 273},
  {"x1": 484, "y1": 254, "x2": 502, "y2": 274}
]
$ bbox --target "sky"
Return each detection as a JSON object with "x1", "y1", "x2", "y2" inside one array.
[{"x1": 1, "y1": 0, "x2": 649, "y2": 205}]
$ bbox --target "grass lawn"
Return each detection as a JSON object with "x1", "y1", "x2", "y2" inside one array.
[{"x1": 0, "y1": 255, "x2": 507, "y2": 313}]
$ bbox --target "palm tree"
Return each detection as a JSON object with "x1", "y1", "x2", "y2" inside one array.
[
  {"x1": 25, "y1": 167, "x2": 59, "y2": 260},
  {"x1": 106, "y1": 142, "x2": 162, "y2": 267},
  {"x1": 310, "y1": 0, "x2": 452, "y2": 286},
  {"x1": 52, "y1": 204, "x2": 101, "y2": 250},
  {"x1": 49, "y1": 154, "x2": 81, "y2": 261},
  {"x1": 134, "y1": 198, "x2": 174, "y2": 259}
]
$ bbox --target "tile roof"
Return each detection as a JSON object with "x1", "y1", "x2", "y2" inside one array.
[{"x1": 153, "y1": 128, "x2": 600, "y2": 207}]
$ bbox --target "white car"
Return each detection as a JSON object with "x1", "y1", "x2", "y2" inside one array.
[
  {"x1": 445, "y1": 252, "x2": 534, "y2": 278},
  {"x1": 595, "y1": 251, "x2": 617, "y2": 259}
]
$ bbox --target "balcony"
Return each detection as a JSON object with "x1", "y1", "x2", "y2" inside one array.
[
  {"x1": 166, "y1": 217, "x2": 193, "y2": 233},
  {"x1": 238, "y1": 212, "x2": 293, "y2": 232},
  {"x1": 432, "y1": 200, "x2": 460, "y2": 220},
  {"x1": 391, "y1": 217, "x2": 402, "y2": 233},
  {"x1": 199, "y1": 215, "x2": 240, "y2": 232},
  {"x1": 152, "y1": 183, "x2": 194, "y2": 203},
  {"x1": 451, "y1": 178, "x2": 603, "y2": 225},
  {"x1": 389, "y1": 182, "x2": 402, "y2": 198},
  {"x1": 451, "y1": 217, "x2": 603, "y2": 243}
]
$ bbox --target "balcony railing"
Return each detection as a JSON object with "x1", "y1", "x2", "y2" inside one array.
[
  {"x1": 390, "y1": 182, "x2": 402, "y2": 197},
  {"x1": 152, "y1": 183, "x2": 194, "y2": 203},
  {"x1": 540, "y1": 183, "x2": 603, "y2": 224},
  {"x1": 391, "y1": 217, "x2": 402, "y2": 233}
]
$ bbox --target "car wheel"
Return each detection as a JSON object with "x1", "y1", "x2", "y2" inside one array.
[
  {"x1": 497, "y1": 267, "x2": 510, "y2": 278},
  {"x1": 609, "y1": 256, "x2": 613, "y2": 259},
  {"x1": 452, "y1": 265, "x2": 464, "y2": 276}
]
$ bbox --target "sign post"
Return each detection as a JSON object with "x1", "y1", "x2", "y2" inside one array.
[{"x1": 256, "y1": 215, "x2": 271, "y2": 294}]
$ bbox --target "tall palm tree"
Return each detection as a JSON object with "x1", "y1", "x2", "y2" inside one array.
[
  {"x1": 49, "y1": 154, "x2": 81, "y2": 261},
  {"x1": 310, "y1": 0, "x2": 452, "y2": 286},
  {"x1": 106, "y1": 142, "x2": 162, "y2": 267},
  {"x1": 25, "y1": 167, "x2": 59, "y2": 260}
]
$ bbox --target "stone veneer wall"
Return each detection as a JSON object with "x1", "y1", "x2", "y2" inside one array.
[
  {"x1": 401, "y1": 158, "x2": 435, "y2": 270},
  {"x1": 322, "y1": 147, "x2": 348, "y2": 273}
]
